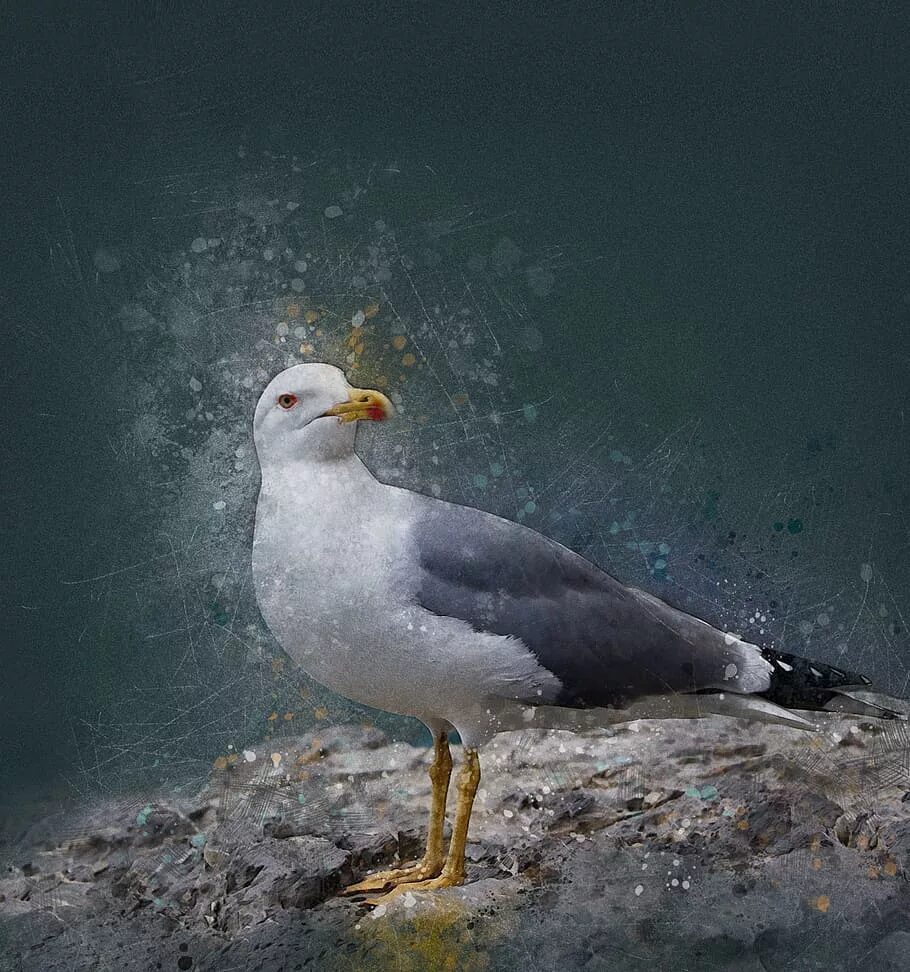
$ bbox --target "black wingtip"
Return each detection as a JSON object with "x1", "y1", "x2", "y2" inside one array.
[{"x1": 756, "y1": 646, "x2": 876, "y2": 713}]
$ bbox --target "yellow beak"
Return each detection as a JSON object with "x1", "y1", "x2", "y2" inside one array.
[{"x1": 322, "y1": 387, "x2": 394, "y2": 423}]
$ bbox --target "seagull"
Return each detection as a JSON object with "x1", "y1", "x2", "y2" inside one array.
[{"x1": 251, "y1": 362, "x2": 905, "y2": 904}]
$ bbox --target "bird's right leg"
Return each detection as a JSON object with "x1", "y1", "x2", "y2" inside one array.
[{"x1": 340, "y1": 729, "x2": 453, "y2": 894}]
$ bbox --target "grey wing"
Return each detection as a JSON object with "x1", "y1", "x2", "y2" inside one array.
[{"x1": 409, "y1": 497, "x2": 772, "y2": 708}]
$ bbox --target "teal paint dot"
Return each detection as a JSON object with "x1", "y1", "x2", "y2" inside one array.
[
  {"x1": 473, "y1": 474, "x2": 488, "y2": 488},
  {"x1": 153, "y1": 897, "x2": 165, "y2": 909},
  {"x1": 654, "y1": 558, "x2": 667, "y2": 570},
  {"x1": 523, "y1": 404, "x2": 538, "y2": 422},
  {"x1": 609, "y1": 521, "x2": 620, "y2": 534},
  {"x1": 209, "y1": 602, "x2": 229, "y2": 624},
  {"x1": 517, "y1": 485, "x2": 528, "y2": 499},
  {"x1": 685, "y1": 784, "x2": 718, "y2": 800},
  {"x1": 723, "y1": 808, "x2": 735, "y2": 817},
  {"x1": 190, "y1": 834, "x2": 206, "y2": 848},
  {"x1": 297, "y1": 793, "x2": 306, "y2": 804},
  {"x1": 787, "y1": 518, "x2": 803, "y2": 534},
  {"x1": 136, "y1": 805, "x2": 152, "y2": 826},
  {"x1": 524, "y1": 501, "x2": 537, "y2": 514},
  {"x1": 773, "y1": 521, "x2": 784, "y2": 532},
  {"x1": 658, "y1": 542, "x2": 670, "y2": 555},
  {"x1": 489, "y1": 462, "x2": 504, "y2": 477},
  {"x1": 609, "y1": 449, "x2": 623, "y2": 462}
]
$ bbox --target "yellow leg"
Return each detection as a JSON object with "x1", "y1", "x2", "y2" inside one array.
[
  {"x1": 340, "y1": 730, "x2": 453, "y2": 895},
  {"x1": 364, "y1": 746, "x2": 481, "y2": 906}
]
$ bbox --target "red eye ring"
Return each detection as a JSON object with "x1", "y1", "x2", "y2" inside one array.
[{"x1": 277, "y1": 393, "x2": 298, "y2": 409}]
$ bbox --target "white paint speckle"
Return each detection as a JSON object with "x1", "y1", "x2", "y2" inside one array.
[{"x1": 634, "y1": 884, "x2": 644, "y2": 896}]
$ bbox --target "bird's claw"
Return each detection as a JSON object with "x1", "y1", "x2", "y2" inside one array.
[
  {"x1": 340, "y1": 859, "x2": 444, "y2": 896},
  {"x1": 363, "y1": 870, "x2": 466, "y2": 907}
]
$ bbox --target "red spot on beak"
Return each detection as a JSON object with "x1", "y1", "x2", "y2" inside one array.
[{"x1": 367, "y1": 405, "x2": 386, "y2": 421}]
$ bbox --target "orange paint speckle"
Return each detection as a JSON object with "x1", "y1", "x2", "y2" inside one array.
[
  {"x1": 813, "y1": 895, "x2": 830, "y2": 913},
  {"x1": 287, "y1": 303, "x2": 301, "y2": 318},
  {"x1": 402, "y1": 353, "x2": 416, "y2": 367},
  {"x1": 305, "y1": 310, "x2": 319, "y2": 324},
  {"x1": 392, "y1": 335, "x2": 407, "y2": 351},
  {"x1": 267, "y1": 711, "x2": 278, "y2": 722},
  {"x1": 364, "y1": 302, "x2": 380, "y2": 318},
  {"x1": 213, "y1": 756, "x2": 228, "y2": 770},
  {"x1": 271, "y1": 658, "x2": 284, "y2": 673},
  {"x1": 736, "y1": 819, "x2": 749, "y2": 830},
  {"x1": 883, "y1": 859, "x2": 898, "y2": 877},
  {"x1": 283, "y1": 711, "x2": 294, "y2": 721},
  {"x1": 314, "y1": 706, "x2": 329, "y2": 720},
  {"x1": 811, "y1": 857, "x2": 822, "y2": 870}
]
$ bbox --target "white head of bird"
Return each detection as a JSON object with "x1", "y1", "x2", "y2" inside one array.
[{"x1": 252, "y1": 363, "x2": 394, "y2": 467}]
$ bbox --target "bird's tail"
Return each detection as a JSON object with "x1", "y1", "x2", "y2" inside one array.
[
  {"x1": 754, "y1": 646, "x2": 908, "y2": 721},
  {"x1": 681, "y1": 646, "x2": 908, "y2": 731}
]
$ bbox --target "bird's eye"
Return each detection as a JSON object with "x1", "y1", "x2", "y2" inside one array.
[{"x1": 277, "y1": 393, "x2": 298, "y2": 409}]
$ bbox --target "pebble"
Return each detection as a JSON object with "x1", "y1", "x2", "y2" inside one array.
[{"x1": 324, "y1": 205, "x2": 343, "y2": 218}]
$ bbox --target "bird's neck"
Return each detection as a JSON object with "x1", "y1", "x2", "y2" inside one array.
[{"x1": 259, "y1": 449, "x2": 375, "y2": 501}]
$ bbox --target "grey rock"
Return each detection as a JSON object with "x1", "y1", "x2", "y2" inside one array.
[{"x1": 3, "y1": 716, "x2": 908, "y2": 971}]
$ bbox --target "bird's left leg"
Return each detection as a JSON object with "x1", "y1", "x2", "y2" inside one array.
[
  {"x1": 340, "y1": 729, "x2": 453, "y2": 895},
  {"x1": 364, "y1": 746, "x2": 481, "y2": 905}
]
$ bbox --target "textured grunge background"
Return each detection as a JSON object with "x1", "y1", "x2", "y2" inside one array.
[{"x1": 3, "y1": 3, "x2": 909, "y2": 969}]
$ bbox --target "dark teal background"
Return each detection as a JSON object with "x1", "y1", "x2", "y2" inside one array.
[{"x1": 4, "y1": 2, "x2": 909, "y2": 809}]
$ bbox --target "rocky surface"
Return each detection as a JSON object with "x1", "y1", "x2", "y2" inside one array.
[{"x1": 1, "y1": 714, "x2": 909, "y2": 971}]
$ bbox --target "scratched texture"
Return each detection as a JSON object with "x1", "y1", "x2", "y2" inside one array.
[{"x1": 4, "y1": 4, "x2": 910, "y2": 970}]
